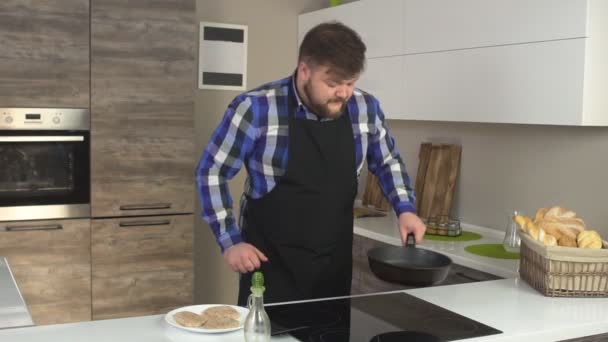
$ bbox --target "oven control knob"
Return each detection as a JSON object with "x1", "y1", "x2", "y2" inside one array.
[
  {"x1": 53, "y1": 117, "x2": 60, "y2": 124},
  {"x1": 4, "y1": 116, "x2": 12, "y2": 124}
]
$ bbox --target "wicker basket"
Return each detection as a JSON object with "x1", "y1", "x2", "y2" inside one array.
[{"x1": 519, "y1": 232, "x2": 608, "y2": 297}]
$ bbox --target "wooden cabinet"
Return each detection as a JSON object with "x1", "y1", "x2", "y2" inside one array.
[
  {"x1": 91, "y1": 215, "x2": 193, "y2": 320},
  {"x1": 402, "y1": 0, "x2": 588, "y2": 54},
  {"x1": 0, "y1": 0, "x2": 89, "y2": 107},
  {"x1": 298, "y1": 0, "x2": 403, "y2": 58},
  {"x1": 91, "y1": 0, "x2": 196, "y2": 217},
  {"x1": 0, "y1": 219, "x2": 91, "y2": 325},
  {"x1": 352, "y1": 234, "x2": 501, "y2": 295}
]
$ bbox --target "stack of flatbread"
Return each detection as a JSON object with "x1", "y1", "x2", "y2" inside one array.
[
  {"x1": 174, "y1": 305, "x2": 241, "y2": 329},
  {"x1": 513, "y1": 206, "x2": 604, "y2": 249}
]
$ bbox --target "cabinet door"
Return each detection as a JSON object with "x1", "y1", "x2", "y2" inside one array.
[
  {"x1": 356, "y1": 56, "x2": 404, "y2": 120},
  {"x1": 403, "y1": 0, "x2": 588, "y2": 54},
  {"x1": 91, "y1": 0, "x2": 196, "y2": 218},
  {"x1": 402, "y1": 39, "x2": 586, "y2": 125},
  {"x1": 0, "y1": 219, "x2": 91, "y2": 325},
  {"x1": 91, "y1": 215, "x2": 193, "y2": 320},
  {"x1": 0, "y1": 0, "x2": 89, "y2": 107},
  {"x1": 298, "y1": 0, "x2": 403, "y2": 58}
]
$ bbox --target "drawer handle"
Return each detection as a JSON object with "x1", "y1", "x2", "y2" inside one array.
[
  {"x1": 119, "y1": 220, "x2": 171, "y2": 228},
  {"x1": 119, "y1": 203, "x2": 172, "y2": 211},
  {"x1": 5, "y1": 224, "x2": 63, "y2": 232}
]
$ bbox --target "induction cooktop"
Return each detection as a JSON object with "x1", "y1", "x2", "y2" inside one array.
[{"x1": 266, "y1": 292, "x2": 502, "y2": 342}]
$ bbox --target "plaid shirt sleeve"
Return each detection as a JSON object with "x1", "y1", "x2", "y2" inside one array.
[
  {"x1": 196, "y1": 96, "x2": 257, "y2": 252},
  {"x1": 366, "y1": 96, "x2": 417, "y2": 216}
]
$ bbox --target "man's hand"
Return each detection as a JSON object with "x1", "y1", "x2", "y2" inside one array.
[
  {"x1": 223, "y1": 243, "x2": 268, "y2": 273},
  {"x1": 398, "y1": 212, "x2": 427, "y2": 245}
]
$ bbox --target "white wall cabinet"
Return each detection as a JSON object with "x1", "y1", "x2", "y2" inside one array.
[
  {"x1": 356, "y1": 56, "x2": 404, "y2": 119},
  {"x1": 402, "y1": 0, "x2": 588, "y2": 54},
  {"x1": 298, "y1": 0, "x2": 403, "y2": 58},
  {"x1": 299, "y1": 0, "x2": 608, "y2": 126},
  {"x1": 401, "y1": 39, "x2": 586, "y2": 125}
]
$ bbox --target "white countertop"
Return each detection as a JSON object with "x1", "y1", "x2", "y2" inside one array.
[
  {"x1": 1, "y1": 279, "x2": 607, "y2": 341},
  {"x1": 353, "y1": 215, "x2": 520, "y2": 278},
  {"x1": 408, "y1": 279, "x2": 608, "y2": 341},
  {"x1": 0, "y1": 217, "x2": 604, "y2": 340},
  {"x1": 0, "y1": 257, "x2": 33, "y2": 330}
]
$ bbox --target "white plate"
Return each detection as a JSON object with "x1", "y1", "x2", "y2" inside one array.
[{"x1": 165, "y1": 304, "x2": 249, "y2": 334}]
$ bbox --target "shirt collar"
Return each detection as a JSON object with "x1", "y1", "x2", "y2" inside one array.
[{"x1": 291, "y1": 71, "x2": 304, "y2": 108}]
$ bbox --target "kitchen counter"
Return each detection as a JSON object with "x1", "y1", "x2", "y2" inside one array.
[
  {"x1": 1, "y1": 279, "x2": 607, "y2": 341},
  {"x1": 0, "y1": 257, "x2": 33, "y2": 329},
  {"x1": 354, "y1": 215, "x2": 519, "y2": 278}
]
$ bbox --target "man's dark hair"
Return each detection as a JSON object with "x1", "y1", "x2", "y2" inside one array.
[{"x1": 298, "y1": 21, "x2": 366, "y2": 78}]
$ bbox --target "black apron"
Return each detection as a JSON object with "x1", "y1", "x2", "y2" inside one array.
[{"x1": 238, "y1": 94, "x2": 357, "y2": 306}]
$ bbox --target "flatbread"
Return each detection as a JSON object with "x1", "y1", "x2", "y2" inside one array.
[
  {"x1": 201, "y1": 305, "x2": 240, "y2": 320},
  {"x1": 174, "y1": 311, "x2": 206, "y2": 327},
  {"x1": 202, "y1": 316, "x2": 240, "y2": 329}
]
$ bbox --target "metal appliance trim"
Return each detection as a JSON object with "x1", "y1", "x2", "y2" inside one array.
[
  {"x1": 0, "y1": 257, "x2": 34, "y2": 329},
  {"x1": 0, "y1": 108, "x2": 90, "y2": 131},
  {"x1": 0, "y1": 204, "x2": 90, "y2": 222},
  {"x1": 0, "y1": 136, "x2": 85, "y2": 142}
]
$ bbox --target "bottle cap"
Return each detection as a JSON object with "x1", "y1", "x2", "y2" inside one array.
[{"x1": 250, "y1": 271, "x2": 265, "y2": 296}]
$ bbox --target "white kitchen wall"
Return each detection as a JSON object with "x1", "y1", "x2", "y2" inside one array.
[{"x1": 381, "y1": 119, "x2": 608, "y2": 237}]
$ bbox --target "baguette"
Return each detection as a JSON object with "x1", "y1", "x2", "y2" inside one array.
[
  {"x1": 526, "y1": 221, "x2": 540, "y2": 240},
  {"x1": 513, "y1": 215, "x2": 532, "y2": 232}
]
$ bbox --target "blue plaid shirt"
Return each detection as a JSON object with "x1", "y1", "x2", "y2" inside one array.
[{"x1": 196, "y1": 74, "x2": 416, "y2": 252}]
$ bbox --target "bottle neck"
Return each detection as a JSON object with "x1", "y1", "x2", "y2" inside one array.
[{"x1": 251, "y1": 294, "x2": 265, "y2": 308}]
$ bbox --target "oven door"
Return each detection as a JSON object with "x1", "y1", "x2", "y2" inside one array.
[{"x1": 0, "y1": 130, "x2": 90, "y2": 221}]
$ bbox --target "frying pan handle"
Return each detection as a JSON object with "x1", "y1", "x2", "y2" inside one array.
[{"x1": 406, "y1": 233, "x2": 416, "y2": 248}]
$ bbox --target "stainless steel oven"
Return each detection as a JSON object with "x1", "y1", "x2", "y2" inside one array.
[{"x1": 0, "y1": 108, "x2": 90, "y2": 221}]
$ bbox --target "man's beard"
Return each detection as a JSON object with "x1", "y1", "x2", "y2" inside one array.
[{"x1": 304, "y1": 81, "x2": 347, "y2": 119}]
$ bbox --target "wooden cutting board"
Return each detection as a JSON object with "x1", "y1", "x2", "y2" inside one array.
[
  {"x1": 415, "y1": 143, "x2": 461, "y2": 222},
  {"x1": 362, "y1": 171, "x2": 391, "y2": 211}
]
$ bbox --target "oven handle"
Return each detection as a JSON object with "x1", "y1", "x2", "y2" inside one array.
[
  {"x1": 119, "y1": 220, "x2": 171, "y2": 228},
  {"x1": 119, "y1": 203, "x2": 172, "y2": 211},
  {"x1": 0, "y1": 136, "x2": 85, "y2": 142},
  {"x1": 5, "y1": 224, "x2": 63, "y2": 232}
]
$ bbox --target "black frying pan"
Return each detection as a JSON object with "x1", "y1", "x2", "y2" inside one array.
[{"x1": 367, "y1": 234, "x2": 452, "y2": 286}]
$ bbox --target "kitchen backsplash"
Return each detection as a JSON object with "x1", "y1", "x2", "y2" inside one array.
[{"x1": 381, "y1": 119, "x2": 608, "y2": 238}]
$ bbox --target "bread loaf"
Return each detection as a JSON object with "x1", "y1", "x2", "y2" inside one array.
[
  {"x1": 534, "y1": 207, "x2": 549, "y2": 223},
  {"x1": 536, "y1": 220, "x2": 563, "y2": 240},
  {"x1": 537, "y1": 219, "x2": 583, "y2": 239},
  {"x1": 545, "y1": 206, "x2": 577, "y2": 219},
  {"x1": 577, "y1": 230, "x2": 602, "y2": 249},
  {"x1": 513, "y1": 206, "x2": 603, "y2": 249},
  {"x1": 557, "y1": 235, "x2": 578, "y2": 247}
]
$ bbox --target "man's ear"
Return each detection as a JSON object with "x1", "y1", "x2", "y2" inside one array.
[{"x1": 298, "y1": 61, "x2": 311, "y2": 81}]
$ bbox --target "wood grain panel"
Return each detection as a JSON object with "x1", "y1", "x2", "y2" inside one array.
[
  {"x1": 90, "y1": 0, "x2": 196, "y2": 217},
  {"x1": 0, "y1": 219, "x2": 91, "y2": 325},
  {"x1": 416, "y1": 144, "x2": 461, "y2": 221},
  {"x1": 0, "y1": 0, "x2": 89, "y2": 107},
  {"x1": 91, "y1": 214, "x2": 193, "y2": 320}
]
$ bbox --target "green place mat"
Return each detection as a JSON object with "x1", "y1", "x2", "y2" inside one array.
[
  {"x1": 465, "y1": 244, "x2": 520, "y2": 259},
  {"x1": 425, "y1": 231, "x2": 482, "y2": 242}
]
